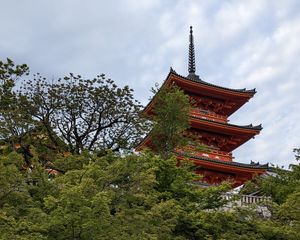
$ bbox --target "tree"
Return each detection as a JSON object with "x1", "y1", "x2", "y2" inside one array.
[
  {"x1": 149, "y1": 84, "x2": 203, "y2": 159},
  {"x1": 22, "y1": 73, "x2": 148, "y2": 154},
  {"x1": 239, "y1": 149, "x2": 300, "y2": 239},
  {"x1": 0, "y1": 59, "x2": 32, "y2": 149},
  {"x1": 4, "y1": 147, "x2": 300, "y2": 239},
  {"x1": 2, "y1": 57, "x2": 300, "y2": 239},
  {"x1": 260, "y1": 161, "x2": 300, "y2": 204},
  {"x1": 0, "y1": 148, "x2": 229, "y2": 239}
]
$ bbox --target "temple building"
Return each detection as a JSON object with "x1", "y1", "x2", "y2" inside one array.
[{"x1": 137, "y1": 26, "x2": 268, "y2": 187}]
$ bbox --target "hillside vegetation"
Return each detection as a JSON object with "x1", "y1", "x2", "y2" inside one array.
[{"x1": 0, "y1": 59, "x2": 299, "y2": 239}]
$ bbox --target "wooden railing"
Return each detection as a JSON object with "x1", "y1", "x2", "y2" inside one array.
[
  {"x1": 191, "y1": 109, "x2": 228, "y2": 123},
  {"x1": 222, "y1": 193, "x2": 270, "y2": 205},
  {"x1": 220, "y1": 193, "x2": 272, "y2": 217},
  {"x1": 193, "y1": 150, "x2": 233, "y2": 162}
]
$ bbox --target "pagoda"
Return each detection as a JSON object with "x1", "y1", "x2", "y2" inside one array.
[{"x1": 138, "y1": 26, "x2": 268, "y2": 187}]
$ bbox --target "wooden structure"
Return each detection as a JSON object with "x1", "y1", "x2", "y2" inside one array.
[{"x1": 137, "y1": 27, "x2": 268, "y2": 187}]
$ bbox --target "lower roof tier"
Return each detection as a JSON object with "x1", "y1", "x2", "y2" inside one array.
[
  {"x1": 177, "y1": 153, "x2": 268, "y2": 174},
  {"x1": 178, "y1": 153, "x2": 268, "y2": 187}
]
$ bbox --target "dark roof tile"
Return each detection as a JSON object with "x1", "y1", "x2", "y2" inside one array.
[
  {"x1": 170, "y1": 70, "x2": 256, "y2": 94},
  {"x1": 179, "y1": 153, "x2": 269, "y2": 169},
  {"x1": 191, "y1": 115, "x2": 263, "y2": 131}
]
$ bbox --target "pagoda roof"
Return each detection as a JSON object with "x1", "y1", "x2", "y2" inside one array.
[
  {"x1": 136, "y1": 116, "x2": 262, "y2": 152},
  {"x1": 190, "y1": 115, "x2": 262, "y2": 131},
  {"x1": 143, "y1": 69, "x2": 256, "y2": 117},
  {"x1": 170, "y1": 68, "x2": 256, "y2": 94},
  {"x1": 178, "y1": 153, "x2": 269, "y2": 173},
  {"x1": 190, "y1": 116, "x2": 262, "y2": 151}
]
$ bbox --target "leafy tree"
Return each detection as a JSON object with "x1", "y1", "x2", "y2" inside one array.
[
  {"x1": 0, "y1": 150, "x2": 229, "y2": 239},
  {"x1": 260, "y1": 162, "x2": 300, "y2": 204},
  {"x1": 1, "y1": 148, "x2": 299, "y2": 239},
  {"x1": 1, "y1": 58, "x2": 299, "y2": 239},
  {"x1": 277, "y1": 191, "x2": 300, "y2": 229},
  {"x1": 239, "y1": 149, "x2": 300, "y2": 239},
  {"x1": 241, "y1": 148, "x2": 300, "y2": 204},
  {"x1": 22, "y1": 73, "x2": 148, "y2": 154},
  {"x1": 0, "y1": 59, "x2": 32, "y2": 149},
  {"x1": 149, "y1": 84, "x2": 204, "y2": 159}
]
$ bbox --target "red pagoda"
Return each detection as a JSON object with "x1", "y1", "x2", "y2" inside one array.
[{"x1": 138, "y1": 26, "x2": 268, "y2": 187}]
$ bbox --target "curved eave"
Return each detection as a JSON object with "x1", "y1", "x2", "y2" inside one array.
[
  {"x1": 172, "y1": 71, "x2": 256, "y2": 94},
  {"x1": 135, "y1": 133, "x2": 152, "y2": 151},
  {"x1": 190, "y1": 116, "x2": 262, "y2": 134},
  {"x1": 136, "y1": 117, "x2": 262, "y2": 152},
  {"x1": 190, "y1": 116, "x2": 262, "y2": 151},
  {"x1": 178, "y1": 154, "x2": 268, "y2": 174},
  {"x1": 142, "y1": 70, "x2": 256, "y2": 116}
]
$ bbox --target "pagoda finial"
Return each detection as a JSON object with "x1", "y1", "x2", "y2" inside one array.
[
  {"x1": 188, "y1": 26, "x2": 196, "y2": 74},
  {"x1": 187, "y1": 26, "x2": 200, "y2": 81}
]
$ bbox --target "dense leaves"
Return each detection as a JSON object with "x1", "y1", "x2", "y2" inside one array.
[
  {"x1": 22, "y1": 73, "x2": 147, "y2": 154},
  {"x1": 1, "y1": 150, "x2": 299, "y2": 239},
  {"x1": 150, "y1": 84, "x2": 204, "y2": 159},
  {"x1": 0, "y1": 59, "x2": 33, "y2": 148},
  {"x1": 0, "y1": 151, "x2": 228, "y2": 239},
  {"x1": 0, "y1": 59, "x2": 148, "y2": 156},
  {"x1": 1, "y1": 59, "x2": 299, "y2": 239}
]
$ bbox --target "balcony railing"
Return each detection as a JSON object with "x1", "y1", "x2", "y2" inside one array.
[
  {"x1": 194, "y1": 150, "x2": 233, "y2": 162},
  {"x1": 222, "y1": 193, "x2": 271, "y2": 206},
  {"x1": 191, "y1": 109, "x2": 228, "y2": 123}
]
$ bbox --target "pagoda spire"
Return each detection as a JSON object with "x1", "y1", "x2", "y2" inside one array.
[
  {"x1": 187, "y1": 26, "x2": 200, "y2": 81},
  {"x1": 188, "y1": 26, "x2": 196, "y2": 74}
]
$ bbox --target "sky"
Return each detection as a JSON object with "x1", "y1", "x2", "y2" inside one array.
[{"x1": 1, "y1": 0, "x2": 299, "y2": 167}]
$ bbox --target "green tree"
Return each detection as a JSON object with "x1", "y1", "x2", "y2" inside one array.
[
  {"x1": 150, "y1": 84, "x2": 203, "y2": 159},
  {"x1": 22, "y1": 73, "x2": 148, "y2": 154},
  {"x1": 0, "y1": 149, "x2": 230, "y2": 239},
  {"x1": 0, "y1": 59, "x2": 32, "y2": 149},
  {"x1": 5, "y1": 147, "x2": 299, "y2": 240},
  {"x1": 261, "y1": 162, "x2": 300, "y2": 204},
  {"x1": 239, "y1": 149, "x2": 300, "y2": 239}
]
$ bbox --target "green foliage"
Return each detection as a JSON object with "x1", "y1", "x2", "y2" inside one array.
[
  {"x1": 242, "y1": 149, "x2": 300, "y2": 204},
  {"x1": 1, "y1": 148, "x2": 300, "y2": 239},
  {"x1": 1, "y1": 58, "x2": 148, "y2": 160},
  {"x1": 1, "y1": 58, "x2": 299, "y2": 239},
  {"x1": 240, "y1": 152, "x2": 300, "y2": 239},
  {"x1": 151, "y1": 84, "x2": 190, "y2": 159},
  {"x1": 0, "y1": 59, "x2": 33, "y2": 147},
  {"x1": 261, "y1": 165, "x2": 300, "y2": 204},
  {"x1": 150, "y1": 84, "x2": 204, "y2": 159},
  {"x1": 277, "y1": 191, "x2": 300, "y2": 228},
  {"x1": 0, "y1": 152, "x2": 26, "y2": 208},
  {"x1": 22, "y1": 73, "x2": 148, "y2": 154},
  {"x1": 0, "y1": 151, "x2": 230, "y2": 239}
]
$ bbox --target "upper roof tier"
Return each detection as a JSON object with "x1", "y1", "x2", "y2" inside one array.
[
  {"x1": 176, "y1": 68, "x2": 256, "y2": 95},
  {"x1": 143, "y1": 27, "x2": 257, "y2": 117},
  {"x1": 143, "y1": 69, "x2": 257, "y2": 117}
]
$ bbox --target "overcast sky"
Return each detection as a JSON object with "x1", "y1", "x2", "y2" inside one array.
[{"x1": 1, "y1": 0, "x2": 299, "y2": 167}]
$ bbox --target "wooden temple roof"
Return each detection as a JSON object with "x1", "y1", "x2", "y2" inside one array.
[
  {"x1": 191, "y1": 115, "x2": 262, "y2": 131},
  {"x1": 143, "y1": 69, "x2": 256, "y2": 117},
  {"x1": 178, "y1": 153, "x2": 269, "y2": 172},
  {"x1": 170, "y1": 68, "x2": 256, "y2": 94},
  {"x1": 137, "y1": 115, "x2": 262, "y2": 152}
]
